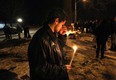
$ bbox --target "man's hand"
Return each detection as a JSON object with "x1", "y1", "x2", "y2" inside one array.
[
  {"x1": 65, "y1": 65, "x2": 72, "y2": 71},
  {"x1": 59, "y1": 26, "x2": 67, "y2": 35}
]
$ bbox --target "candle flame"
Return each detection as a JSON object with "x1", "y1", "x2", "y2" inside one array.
[
  {"x1": 73, "y1": 45, "x2": 77, "y2": 53},
  {"x1": 66, "y1": 30, "x2": 77, "y2": 37},
  {"x1": 66, "y1": 31, "x2": 70, "y2": 37}
]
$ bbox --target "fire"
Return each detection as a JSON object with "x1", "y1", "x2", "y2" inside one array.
[
  {"x1": 66, "y1": 30, "x2": 77, "y2": 37},
  {"x1": 73, "y1": 45, "x2": 78, "y2": 53},
  {"x1": 69, "y1": 45, "x2": 78, "y2": 66}
]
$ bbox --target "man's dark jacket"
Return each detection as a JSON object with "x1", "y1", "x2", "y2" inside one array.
[{"x1": 28, "y1": 24, "x2": 69, "y2": 80}]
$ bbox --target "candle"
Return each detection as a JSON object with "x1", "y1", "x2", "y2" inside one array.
[
  {"x1": 69, "y1": 45, "x2": 78, "y2": 66},
  {"x1": 66, "y1": 31, "x2": 70, "y2": 37},
  {"x1": 66, "y1": 31, "x2": 70, "y2": 45}
]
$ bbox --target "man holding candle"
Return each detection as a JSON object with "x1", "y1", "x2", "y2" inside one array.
[{"x1": 28, "y1": 8, "x2": 71, "y2": 80}]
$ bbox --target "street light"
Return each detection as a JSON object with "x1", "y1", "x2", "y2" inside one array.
[
  {"x1": 74, "y1": 0, "x2": 87, "y2": 23},
  {"x1": 17, "y1": 18, "x2": 23, "y2": 23}
]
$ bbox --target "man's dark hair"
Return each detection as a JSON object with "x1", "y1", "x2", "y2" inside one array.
[{"x1": 46, "y1": 7, "x2": 67, "y2": 24}]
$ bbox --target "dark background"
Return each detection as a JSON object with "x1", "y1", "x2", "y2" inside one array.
[
  {"x1": 0, "y1": 0, "x2": 116, "y2": 25},
  {"x1": 0, "y1": 0, "x2": 64, "y2": 25}
]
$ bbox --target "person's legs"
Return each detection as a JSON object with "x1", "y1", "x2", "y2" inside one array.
[
  {"x1": 27, "y1": 30, "x2": 31, "y2": 38},
  {"x1": 24, "y1": 29, "x2": 27, "y2": 38},
  {"x1": 18, "y1": 33, "x2": 21, "y2": 39},
  {"x1": 110, "y1": 33, "x2": 116, "y2": 50},
  {"x1": 101, "y1": 39, "x2": 107, "y2": 59},
  {"x1": 113, "y1": 34, "x2": 116, "y2": 50},
  {"x1": 96, "y1": 38, "x2": 100, "y2": 58},
  {"x1": 101, "y1": 47, "x2": 105, "y2": 59},
  {"x1": 110, "y1": 34, "x2": 114, "y2": 50}
]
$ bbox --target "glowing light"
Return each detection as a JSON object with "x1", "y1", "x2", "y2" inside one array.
[
  {"x1": 17, "y1": 18, "x2": 23, "y2": 22},
  {"x1": 82, "y1": 0, "x2": 87, "y2": 2},
  {"x1": 66, "y1": 30, "x2": 77, "y2": 37},
  {"x1": 73, "y1": 45, "x2": 78, "y2": 53},
  {"x1": 69, "y1": 45, "x2": 78, "y2": 65},
  {"x1": 66, "y1": 31, "x2": 70, "y2": 37}
]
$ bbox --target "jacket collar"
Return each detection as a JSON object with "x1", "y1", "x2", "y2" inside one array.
[{"x1": 44, "y1": 24, "x2": 57, "y2": 42}]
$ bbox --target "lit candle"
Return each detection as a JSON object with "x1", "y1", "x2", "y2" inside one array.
[
  {"x1": 66, "y1": 31, "x2": 70, "y2": 45},
  {"x1": 69, "y1": 45, "x2": 78, "y2": 66},
  {"x1": 66, "y1": 31, "x2": 70, "y2": 37}
]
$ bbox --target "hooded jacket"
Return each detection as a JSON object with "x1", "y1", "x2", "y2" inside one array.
[{"x1": 28, "y1": 24, "x2": 69, "y2": 80}]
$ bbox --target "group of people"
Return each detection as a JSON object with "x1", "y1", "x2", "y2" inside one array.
[
  {"x1": 2, "y1": 7, "x2": 115, "y2": 80},
  {"x1": 28, "y1": 7, "x2": 116, "y2": 80},
  {"x1": 28, "y1": 8, "x2": 71, "y2": 80},
  {"x1": 3, "y1": 23, "x2": 31, "y2": 39},
  {"x1": 94, "y1": 17, "x2": 116, "y2": 59},
  {"x1": 94, "y1": 19, "x2": 111, "y2": 59},
  {"x1": 3, "y1": 24, "x2": 12, "y2": 39}
]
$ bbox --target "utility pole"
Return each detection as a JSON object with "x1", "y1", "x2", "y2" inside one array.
[
  {"x1": 74, "y1": 0, "x2": 77, "y2": 23},
  {"x1": 74, "y1": 0, "x2": 87, "y2": 23}
]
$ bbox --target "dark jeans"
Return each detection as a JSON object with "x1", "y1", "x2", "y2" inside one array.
[
  {"x1": 110, "y1": 33, "x2": 116, "y2": 50},
  {"x1": 96, "y1": 37, "x2": 107, "y2": 58}
]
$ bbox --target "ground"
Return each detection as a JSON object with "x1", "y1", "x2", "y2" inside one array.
[{"x1": 0, "y1": 33, "x2": 116, "y2": 80}]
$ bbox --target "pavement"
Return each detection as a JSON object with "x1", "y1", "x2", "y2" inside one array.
[{"x1": 0, "y1": 29, "x2": 116, "y2": 80}]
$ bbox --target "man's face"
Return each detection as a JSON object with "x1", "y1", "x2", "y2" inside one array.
[{"x1": 55, "y1": 20, "x2": 66, "y2": 33}]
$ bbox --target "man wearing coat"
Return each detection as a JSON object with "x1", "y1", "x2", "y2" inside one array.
[
  {"x1": 28, "y1": 8, "x2": 71, "y2": 80},
  {"x1": 95, "y1": 19, "x2": 111, "y2": 59}
]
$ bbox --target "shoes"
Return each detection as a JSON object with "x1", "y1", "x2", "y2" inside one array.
[
  {"x1": 96, "y1": 56, "x2": 99, "y2": 58},
  {"x1": 100, "y1": 56, "x2": 105, "y2": 59},
  {"x1": 95, "y1": 55, "x2": 105, "y2": 59},
  {"x1": 96, "y1": 54, "x2": 99, "y2": 58}
]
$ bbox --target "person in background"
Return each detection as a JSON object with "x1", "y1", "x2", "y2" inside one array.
[
  {"x1": 16, "y1": 23, "x2": 22, "y2": 39},
  {"x1": 110, "y1": 17, "x2": 116, "y2": 51},
  {"x1": 28, "y1": 8, "x2": 71, "y2": 80},
  {"x1": 95, "y1": 19, "x2": 111, "y2": 59},
  {"x1": 3, "y1": 23, "x2": 11, "y2": 39},
  {"x1": 23, "y1": 24, "x2": 31, "y2": 38}
]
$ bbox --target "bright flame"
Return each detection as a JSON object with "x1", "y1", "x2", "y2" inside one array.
[
  {"x1": 66, "y1": 30, "x2": 77, "y2": 37},
  {"x1": 66, "y1": 31, "x2": 70, "y2": 37},
  {"x1": 73, "y1": 45, "x2": 77, "y2": 53}
]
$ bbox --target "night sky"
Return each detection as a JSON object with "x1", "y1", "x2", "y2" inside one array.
[
  {"x1": 73, "y1": 0, "x2": 116, "y2": 20},
  {"x1": 0, "y1": 0, "x2": 116, "y2": 25},
  {"x1": 25, "y1": 0, "x2": 64, "y2": 24},
  {"x1": 0, "y1": 0, "x2": 64, "y2": 24}
]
